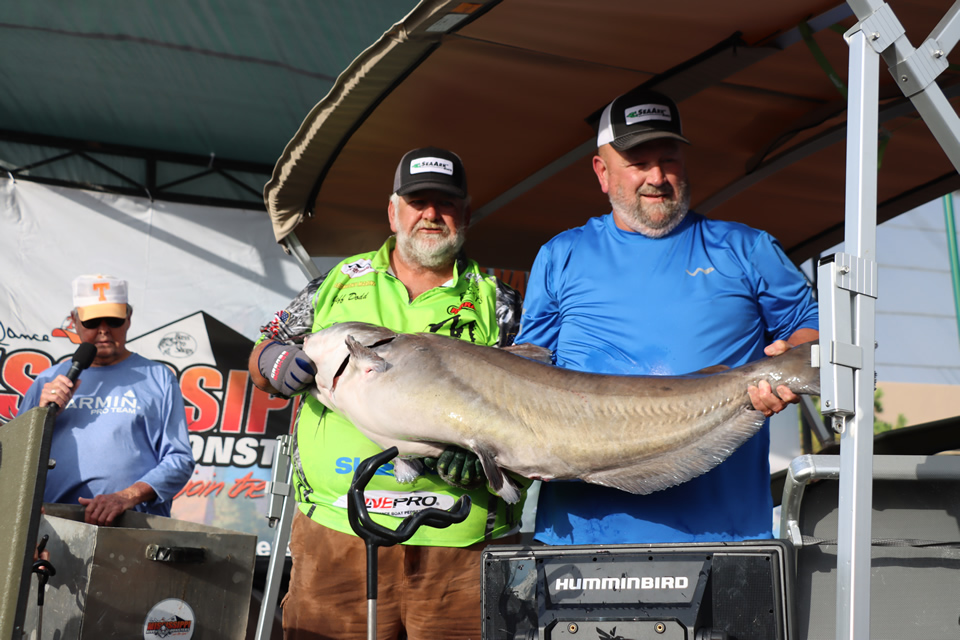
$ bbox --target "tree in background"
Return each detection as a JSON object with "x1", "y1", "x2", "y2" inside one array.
[
  {"x1": 805, "y1": 390, "x2": 908, "y2": 452},
  {"x1": 874, "y1": 388, "x2": 908, "y2": 434}
]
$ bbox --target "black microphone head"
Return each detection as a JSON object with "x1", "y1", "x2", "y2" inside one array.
[{"x1": 72, "y1": 342, "x2": 98, "y2": 370}]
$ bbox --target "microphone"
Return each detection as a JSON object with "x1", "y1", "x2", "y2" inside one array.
[
  {"x1": 47, "y1": 342, "x2": 97, "y2": 409},
  {"x1": 65, "y1": 342, "x2": 97, "y2": 384}
]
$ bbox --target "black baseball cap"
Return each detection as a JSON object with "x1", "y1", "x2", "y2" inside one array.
[
  {"x1": 393, "y1": 147, "x2": 468, "y2": 198},
  {"x1": 597, "y1": 88, "x2": 690, "y2": 151}
]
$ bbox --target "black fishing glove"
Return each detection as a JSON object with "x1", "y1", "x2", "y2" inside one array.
[
  {"x1": 258, "y1": 341, "x2": 316, "y2": 397},
  {"x1": 423, "y1": 446, "x2": 486, "y2": 490}
]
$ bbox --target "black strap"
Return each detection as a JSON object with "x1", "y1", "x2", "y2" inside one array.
[{"x1": 802, "y1": 535, "x2": 960, "y2": 548}]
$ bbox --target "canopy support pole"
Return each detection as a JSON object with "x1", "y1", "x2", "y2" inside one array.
[
  {"x1": 818, "y1": 26, "x2": 878, "y2": 640},
  {"x1": 283, "y1": 231, "x2": 324, "y2": 280},
  {"x1": 829, "y1": 1, "x2": 960, "y2": 638}
]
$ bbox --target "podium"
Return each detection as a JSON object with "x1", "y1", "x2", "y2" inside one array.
[
  {"x1": 1, "y1": 407, "x2": 257, "y2": 640},
  {"x1": 22, "y1": 504, "x2": 256, "y2": 639}
]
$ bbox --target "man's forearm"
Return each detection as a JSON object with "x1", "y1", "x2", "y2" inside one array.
[
  {"x1": 787, "y1": 327, "x2": 819, "y2": 346},
  {"x1": 248, "y1": 341, "x2": 280, "y2": 394},
  {"x1": 122, "y1": 481, "x2": 158, "y2": 508}
]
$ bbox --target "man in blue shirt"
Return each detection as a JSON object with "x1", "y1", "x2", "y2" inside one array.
[
  {"x1": 516, "y1": 88, "x2": 819, "y2": 544},
  {"x1": 18, "y1": 274, "x2": 194, "y2": 525}
]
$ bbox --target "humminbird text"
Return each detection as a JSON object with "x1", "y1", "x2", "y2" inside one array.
[{"x1": 554, "y1": 576, "x2": 690, "y2": 591}]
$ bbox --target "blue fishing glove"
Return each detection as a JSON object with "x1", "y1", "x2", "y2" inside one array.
[
  {"x1": 258, "y1": 341, "x2": 316, "y2": 397},
  {"x1": 423, "y1": 446, "x2": 486, "y2": 489}
]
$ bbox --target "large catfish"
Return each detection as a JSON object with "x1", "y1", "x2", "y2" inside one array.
[{"x1": 303, "y1": 322, "x2": 820, "y2": 504}]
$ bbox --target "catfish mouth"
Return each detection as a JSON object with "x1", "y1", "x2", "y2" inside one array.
[
  {"x1": 329, "y1": 334, "x2": 398, "y2": 394},
  {"x1": 330, "y1": 352, "x2": 350, "y2": 394}
]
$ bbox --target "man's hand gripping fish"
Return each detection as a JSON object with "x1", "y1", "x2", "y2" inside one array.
[{"x1": 303, "y1": 322, "x2": 820, "y2": 504}]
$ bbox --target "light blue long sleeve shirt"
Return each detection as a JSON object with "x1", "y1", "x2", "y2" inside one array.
[{"x1": 19, "y1": 352, "x2": 195, "y2": 516}]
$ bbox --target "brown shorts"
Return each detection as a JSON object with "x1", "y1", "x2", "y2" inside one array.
[{"x1": 282, "y1": 510, "x2": 518, "y2": 640}]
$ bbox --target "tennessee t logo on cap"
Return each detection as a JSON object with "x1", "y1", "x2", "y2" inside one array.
[{"x1": 72, "y1": 274, "x2": 129, "y2": 321}]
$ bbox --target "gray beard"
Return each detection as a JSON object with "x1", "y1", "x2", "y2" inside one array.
[
  {"x1": 610, "y1": 179, "x2": 691, "y2": 238},
  {"x1": 395, "y1": 224, "x2": 466, "y2": 269}
]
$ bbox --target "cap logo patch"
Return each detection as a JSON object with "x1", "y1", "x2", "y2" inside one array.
[
  {"x1": 410, "y1": 157, "x2": 454, "y2": 176},
  {"x1": 624, "y1": 103, "x2": 671, "y2": 126},
  {"x1": 92, "y1": 281, "x2": 111, "y2": 301}
]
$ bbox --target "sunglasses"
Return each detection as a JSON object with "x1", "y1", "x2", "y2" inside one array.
[{"x1": 80, "y1": 316, "x2": 126, "y2": 330}]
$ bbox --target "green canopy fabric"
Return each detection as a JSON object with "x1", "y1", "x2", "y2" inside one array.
[{"x1": 0, "y1": 1, "x2": 418, "y2": 206}]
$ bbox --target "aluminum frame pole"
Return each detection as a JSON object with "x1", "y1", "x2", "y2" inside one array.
[
  {"x1": 847, "y1": 0, "x2": 960, "y2": 166},
  {"x1": 830, "y1": 2, "x2": 960, "y2": 637},
  {"x1": 255, "y1": 435, "x2": 296, "y2": 640},
  {"x1": 834, "y1": 27, "x2": 880, "y2": 640}
]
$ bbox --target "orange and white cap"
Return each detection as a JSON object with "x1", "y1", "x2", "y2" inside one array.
[{"x1": 72, "y1": 274, "x2": 128, "y2": 321}]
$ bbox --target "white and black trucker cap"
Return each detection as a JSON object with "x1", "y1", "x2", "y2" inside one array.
[{"x1": 393, "y1": 147, "x2": 468, "y2": 198}]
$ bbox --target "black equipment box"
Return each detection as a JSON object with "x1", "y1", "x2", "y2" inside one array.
[{"x1": 482, "y1": 540, "x2": 796, "y2": 640}]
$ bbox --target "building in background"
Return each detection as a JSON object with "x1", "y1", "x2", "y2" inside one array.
[{"x1": 850, "y1": 195, "x2": 960, "y2": 427}]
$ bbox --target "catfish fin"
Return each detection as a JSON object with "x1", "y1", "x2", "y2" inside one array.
[
  {"x1": 393, "y1": 457, "x2": 424, "y2": 484},
  {"x1": 583, "y1": 408, "x2": 766, "y2": 495},
  {"x1": 502, "y1": 343, "x2": 553, "y2": 365},
  {"x1": 474, "y1": 446, "x2": 521, "y2": 504},
  {"x1": 345, "y1": 335, "x2": 389, "y2": 374},
  {"x1": 692, "y1": 364, "x2": 730, "y2": 375},
  {"x1": 496, "y1": 475, "x2": 521, "y2": 504}
]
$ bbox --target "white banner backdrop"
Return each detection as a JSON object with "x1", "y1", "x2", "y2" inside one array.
[
  {"x1": 0, "y1": 178, "x2": 320, "y2": 339},
  {"x1": 0, "y1": 177, "x2": 344, "y2": 553}
]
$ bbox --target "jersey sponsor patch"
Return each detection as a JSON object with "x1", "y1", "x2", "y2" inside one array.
[
  {"x1": 685, "y1": 267, "x2": 715, "y2": 276},
  {"x1": 333, "y1": 490, "x2": 457, "y2": 518},
  {"x1": 624, "y1": 103, "x2": 672, "y2": 125},
  {"x1": 447, "y1": 301, "x2": 476, "y2": 315},
  {"x1": 332, "y1": 280, "x2": 376, "y2": 290},
  {"x1": 261, "y1": 308, "x2": 296, "y2": 340},
  {"x1": 341, "y1": 259, "x2": 375, "y2": 278}
]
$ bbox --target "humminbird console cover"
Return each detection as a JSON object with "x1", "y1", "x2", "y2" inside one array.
[{"x1": 481, "y1": 540, "x2": 795, "y2": 640}]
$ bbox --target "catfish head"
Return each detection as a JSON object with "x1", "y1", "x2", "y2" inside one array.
[{"x1": 301, "y1": 322, "x2": 400, "y2": 409}]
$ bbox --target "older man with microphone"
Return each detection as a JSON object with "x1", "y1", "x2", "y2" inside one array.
[{"x1": 17, "y1": 274, "x2": 194, "y2": 525}]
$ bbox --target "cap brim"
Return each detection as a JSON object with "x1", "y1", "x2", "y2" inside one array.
[
  {"x1": 76, "y1": 303, "x2": 127, "y2": 322},
  {"x1": 610, "y1": 130, "x2": 691, "y2": 151},
  {"x1": 396, "y1": 181, "x2": 467, "y2": 199}
]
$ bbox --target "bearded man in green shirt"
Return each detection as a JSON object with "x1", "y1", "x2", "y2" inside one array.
[{"x1": 249, "y1": 147, "x2": 525, "y2": 640}]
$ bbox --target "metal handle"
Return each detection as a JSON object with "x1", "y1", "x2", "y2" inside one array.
[
  {"x1": 347, "y1": 447, "x2": 472, "y2": 548},
  {"x1": 145, "y1": 544, "x2": 206, "y2": 563},
  {"x1": 347, "y1": 447, "x2": 472, "y2": 640}
]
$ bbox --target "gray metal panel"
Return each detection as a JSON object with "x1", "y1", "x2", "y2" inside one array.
[
  {"x1": 792, "y1": 455, "x2": 960, "y2": 639},
  {"x1": 0, "y1": 406, "x2": 55, "y2": 640},
  {"x1": 20, "y1": 505, "x2": 257, "y2": 640},
  {"x1": 798, "y1": 545, "x2": 960, "y2": 640}
]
